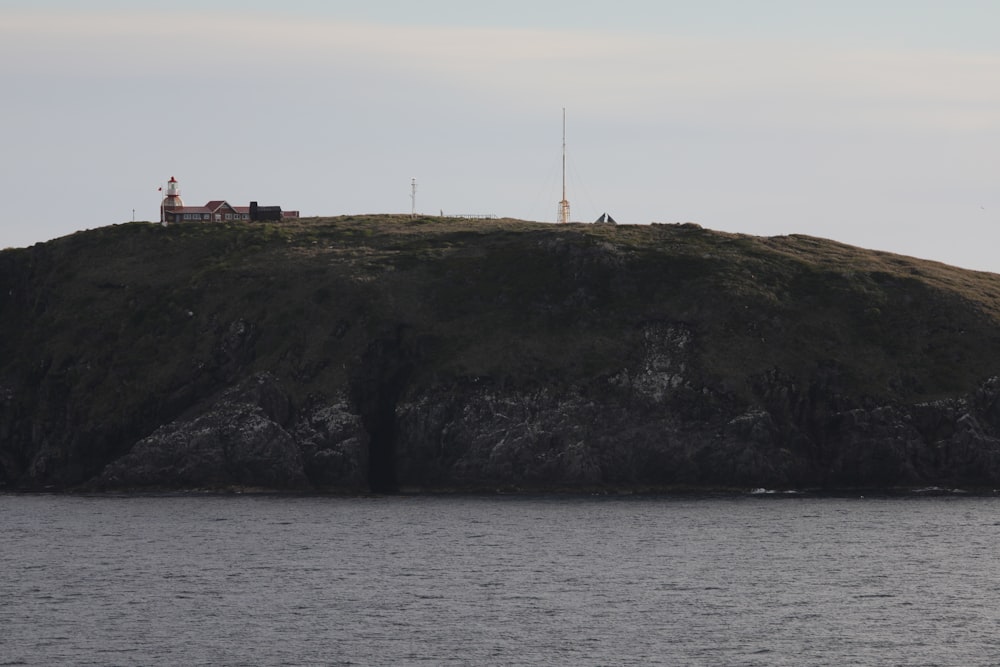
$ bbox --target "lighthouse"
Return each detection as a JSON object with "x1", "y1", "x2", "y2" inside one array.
[
  {"x1": 163, "y1": 176, "x2": 184, "y2": 210},
  {"x1": 160, "y1": 176, "x2": 184, "y2": 225}
]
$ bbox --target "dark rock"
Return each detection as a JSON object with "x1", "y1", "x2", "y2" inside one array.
[
  {"x1": 92, "y1": 373, "x2": 307, "y2": 490},
  {"x1": 292, "y1": 398, "x2": 368, "y2": 490}
]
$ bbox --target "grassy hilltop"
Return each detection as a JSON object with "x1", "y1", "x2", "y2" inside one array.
[{"x1": 3, "y1": 215, "x2": 1000, "y2": 492}]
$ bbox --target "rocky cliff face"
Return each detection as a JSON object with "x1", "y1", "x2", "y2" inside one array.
[{"x1": 3, "y1": 216, "x2": 1000, "y2": 492}]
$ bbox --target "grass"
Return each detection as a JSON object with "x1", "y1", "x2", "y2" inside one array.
[{"x1": 3, "y1": 215, "x2": 1000, "y2": 425}]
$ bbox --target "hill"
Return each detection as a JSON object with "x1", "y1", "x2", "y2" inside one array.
[{"x1": 3, "y1": 215, "x2": 1000, "y2": 492}]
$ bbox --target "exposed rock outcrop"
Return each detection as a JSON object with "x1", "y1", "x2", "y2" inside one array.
[{"x1": 93, "y1": 373, "x2": 307, "y2": 490}]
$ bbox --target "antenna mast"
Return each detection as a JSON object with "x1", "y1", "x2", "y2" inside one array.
[
  {"x1": 410, "y1": 177, "x2": 417, "y2": 218},
  {"x1": 558, "y1": 108, "x2": 570, "y2": 224}
]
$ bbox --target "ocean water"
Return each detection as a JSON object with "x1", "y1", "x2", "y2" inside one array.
[{"x1": 2, "y1": 492, "x2": 1000, "y2": 666}]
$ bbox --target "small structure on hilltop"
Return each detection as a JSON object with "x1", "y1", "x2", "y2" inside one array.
[
  {"x1": 249, "y1": 202, "x2": 283, "y2": 222},
  {"x1": 160, "y1": 176, "x2": 299, "y2": 225}
]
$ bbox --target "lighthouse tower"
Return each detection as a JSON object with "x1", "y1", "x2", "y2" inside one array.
[
  {"x1": 163, "y1": 176, "x2": 184, "y2": 211},
  {"x1": 160, "y1": 176, "x2": 184, "y2": 226}
]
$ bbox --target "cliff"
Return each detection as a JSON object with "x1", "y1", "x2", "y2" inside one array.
[{"x1": 3, "y1": 215, "x2": 1000, "y2": 493}]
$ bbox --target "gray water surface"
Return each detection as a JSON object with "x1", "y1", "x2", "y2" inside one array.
[{"x1": 2, "y1": 493, "x2": 999, "y2": 666}]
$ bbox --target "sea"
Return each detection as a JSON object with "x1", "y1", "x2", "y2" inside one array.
[{"x1": 2, "y1": 492, "x2": 1000, "y2": 667}]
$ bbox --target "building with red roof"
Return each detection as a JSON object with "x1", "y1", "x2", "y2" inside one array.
[{"x1": 160, "y1": 176, "x2": 299, "y2": 224}]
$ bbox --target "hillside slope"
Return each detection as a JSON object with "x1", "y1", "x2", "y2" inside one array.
[{"x1": 3, "y1": 216, "x2": 1000, "y2": 492}]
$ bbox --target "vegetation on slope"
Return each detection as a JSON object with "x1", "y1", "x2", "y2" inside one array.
[{"x1": 2, "y1": 215, "x2": 1000, "y2": 490}]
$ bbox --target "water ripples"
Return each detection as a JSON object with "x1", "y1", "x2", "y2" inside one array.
[{"x1": 3, "y1": 494, "x2": 1000, "y2": 665}]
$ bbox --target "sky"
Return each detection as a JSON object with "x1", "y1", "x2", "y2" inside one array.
[{"x1": 3, "y1": 1, "x2": 1000, "y2": 272}]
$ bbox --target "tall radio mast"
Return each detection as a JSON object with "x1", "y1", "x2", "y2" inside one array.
[{"x1": 558, "y1": 108, "x2": 570, "y2": 224}]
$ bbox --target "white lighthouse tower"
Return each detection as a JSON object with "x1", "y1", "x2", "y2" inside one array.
[{"x1": 161, "y1": 176, "x2": 184, "y2": 225}]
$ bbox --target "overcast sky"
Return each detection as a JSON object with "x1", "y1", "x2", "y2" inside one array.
[{"x1": 3, "y1": 1, "x2": 1000, "y2": 271}]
